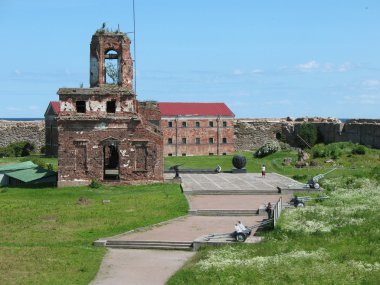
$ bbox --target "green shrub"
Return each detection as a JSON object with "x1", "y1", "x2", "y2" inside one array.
[
  {"x1": 20, "y1": 157, "x2": 46, "y2": 169},
  {"x1": 312, "y1": 144, "x2": 326, "y2": 158},
  {"x1": 0, "y1": 141, "x2": 35, "y2": 157},
  {"x1": 40, "y1": 146, "x2": 46, "y2": 154},
  {"x1": 296, "y1": 123, "x2": 318, "y2": 148},
  {"x1": 254, "y1": 140, "x2": 281, "y2": 158},
  {"x1": 279, "y1": 141, "x2": 292, "y2": 151},
  {"x1": 0, "y1": 146, "x2": 13, "y2": 158},
  {"x1": 352, "y1": 144, "x2": 366, "y2": 155},
  {"x1": 312, "y1": 143, "x2": 351, "y2": 159},
  {"x1": 89, "y1": 179, "x2": 102, "y2": 189},
  {"x1": 371, "y1": 165, "x2": 380, "y2": 182},
  {"x1": 292, "y1": 174, "x2": 307, "y2": 181}
]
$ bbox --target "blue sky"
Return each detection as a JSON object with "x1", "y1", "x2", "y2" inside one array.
[{"x1": 0, "y1": 0, "x2": 379, "y2": 118}]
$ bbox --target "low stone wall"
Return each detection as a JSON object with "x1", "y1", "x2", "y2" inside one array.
[
  {"x1": 234, "y1": 117, "x2": 380, "y2": 151},
  {"x1": 0, "y1": 120, "x2": 45, "y2": 151}
]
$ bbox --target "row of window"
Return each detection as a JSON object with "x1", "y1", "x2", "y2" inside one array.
[
  {"x1": 167, "y1": 121, "x2": 228, "y2": 128},
  {"x1": 167, "y1": 137, "x2": 228, "y2": 144},
  {"x1": 168, "y1": 153, "x2": 227, "y2": 156},
  {"x1": 75, "y1": 100, "x2": 117, "y2": 113}
]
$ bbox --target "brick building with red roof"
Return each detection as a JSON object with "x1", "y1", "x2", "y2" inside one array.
[
  {"x1": 46, "y1": 101, "x2": 235, "y2": 157},
  {"x1": 159, "y1": 102, "x2": 235, "y2": 156}
]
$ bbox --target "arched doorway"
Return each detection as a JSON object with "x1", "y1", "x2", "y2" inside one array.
[{"x1": 101, "y1": 138, "x2": 120, "y2": 180}]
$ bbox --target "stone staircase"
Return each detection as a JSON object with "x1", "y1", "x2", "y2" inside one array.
[
  {"x1": 188, "y1": 209, "x2": 260, "y2": 216},
  {"x1": 183, "y1": 189, "x2": 279, "y2": 195},
  {"x1": 105, "y1": 240, "x2": 193, "y2": 251}
]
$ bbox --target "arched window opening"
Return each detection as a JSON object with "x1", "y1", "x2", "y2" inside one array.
[{"x1": 104, "y1": 50, "x2": 119, "y2": 85}]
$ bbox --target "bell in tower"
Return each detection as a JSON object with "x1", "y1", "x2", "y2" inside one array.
[{"x1": 89, "y1": 30, "x2": 133, "y2": 90}]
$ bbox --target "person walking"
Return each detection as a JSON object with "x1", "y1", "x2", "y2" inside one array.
[
  {"x1": 265, "y1": 202, "x2": 272, "y2": 219},
  {"x1": 261, "y1": 164, "x2": 266, "y2": 178}
]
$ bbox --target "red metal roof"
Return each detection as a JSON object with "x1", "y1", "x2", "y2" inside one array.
[
  {"x1": 159, "y1": 102, "x2": 234, "y2": 117},
  {"x1": 51, "y1": 101, "x2": 60, "y2": 114}
]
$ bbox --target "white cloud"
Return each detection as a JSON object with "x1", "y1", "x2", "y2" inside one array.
[
  {"x1": 294, "y1": 61, "x2": 352, "y2": 73},
  {"x1": 362, "y1": 79, "x2": 380, "y2": 89},
  {"x1": 233, "y1": 69, "x2": 244, "y2": 75},
  {"x1": 296, "y1": 60, "x2": 320, "y2": 72},
  {"x1": 251, "y1": 69, "x2": 263, "y2": 74},
  {"x1": 13, "y1": 69, "x2": 22, "y2": 76},
  {"x1": 343, "y1": 94, "x2": 380, "y2": 105},
  {"x1": 358, "y1": 94, "x2": 380, "y2": 104},
  {"x1": 337, "y1": 62, "x2": 352, "y2": 72}
]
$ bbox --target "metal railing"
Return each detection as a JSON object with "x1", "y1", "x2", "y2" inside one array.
[{"x1": 273, "y1": 197, "x2": 283, "y2": 227}]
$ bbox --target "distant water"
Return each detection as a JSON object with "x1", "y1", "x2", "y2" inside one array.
[
  {"x1": 339, "y1": 118, "x2": 348, "y2": 123},
  {"x1": 0, "y1": 118, "x2": 43, "y2": 121}
]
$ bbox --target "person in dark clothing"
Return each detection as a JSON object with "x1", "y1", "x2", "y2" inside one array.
[{"x1": 265, "y1": 202, "x2": 272, "y2": 219}]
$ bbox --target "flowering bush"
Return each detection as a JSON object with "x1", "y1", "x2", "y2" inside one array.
[
  {"x1": 278, "y1": 177, "x2": 380, "y2": 234},
  {"x1": 254, "y1": 140, "x2": 281, "y2": 158}
]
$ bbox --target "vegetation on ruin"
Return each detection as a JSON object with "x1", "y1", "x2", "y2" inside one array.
[
  {"x1": 296, "y1": 122, "x2": 319, "y2": 148},
  {"x1": 168, "y1": 176, "x2": 380, "y2": 285},
  {"x1": 0, "y1": 183, "x2": 187, "y2": 285}
]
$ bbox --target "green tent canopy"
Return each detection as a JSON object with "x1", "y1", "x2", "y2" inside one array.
[{"x1": 5, "y1": 167, "x2": 56, "y2": 183}]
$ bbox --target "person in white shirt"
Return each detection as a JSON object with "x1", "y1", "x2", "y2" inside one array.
[
  {"x1": 237, "y1": 221, "x2": 247, "y2": 231},
  {"x1": 234, "y1": 224, "x2": 242, "y2": 233},
  {"x1": 261, "y1": 164, "x2": 266, "y2": 178}
]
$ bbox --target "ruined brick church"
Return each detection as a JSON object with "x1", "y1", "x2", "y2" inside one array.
[{"x1": 57, "y1": 30, "x2": 163, "y2": 187}]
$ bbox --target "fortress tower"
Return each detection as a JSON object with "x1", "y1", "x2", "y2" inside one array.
[{"x1": 57, "y1": 30, "x2": 163, "y2": 187}]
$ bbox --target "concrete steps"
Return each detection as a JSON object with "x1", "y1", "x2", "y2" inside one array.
[
  {"x1": 183, "y1": 190, "x2": 279, "y2": 195},
  {"x1": 189, "y1": 209, "x2": 259, "y2": 216},
  {"x1": 105, "y1": 240, "x2": 193, "y2": 251}
]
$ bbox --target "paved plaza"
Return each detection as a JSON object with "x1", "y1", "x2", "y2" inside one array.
[
  {"x1": 179, "y1": 172, "x2": 302, "y2": 192},
  {"x1": 91, "y1": 173, "x2": 299, "y2": 285}
]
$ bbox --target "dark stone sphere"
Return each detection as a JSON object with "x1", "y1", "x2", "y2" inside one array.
[{"x1": 232, "y1": 155, "x2": 247, "y2": 169}]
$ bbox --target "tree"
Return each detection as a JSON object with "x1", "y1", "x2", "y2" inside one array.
[
  {"x1": 105, "y1": 61, "x2": 118, "y2": 84},
  {"x1": 296, "y1": 123, "x2": 318, "y2": 149}
]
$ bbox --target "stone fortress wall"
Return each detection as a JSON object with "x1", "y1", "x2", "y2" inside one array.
[
  {"x1": 234, "y1": 117, "x2": 380, "y2": 151},
  {"x1": 0, "y1": 120, "x2": 45, "y2": 151},
  {"x1": 1, "y1": 117, "x2": 380, "y2": 152}
]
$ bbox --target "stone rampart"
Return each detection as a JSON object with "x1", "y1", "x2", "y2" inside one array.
[
  {"x1": 0, "y1": 120, "x2": 45, "y2": 150},
  {"x1": 1, "y1": 117, "x2": 379, "y2": 154},
  {"x1": 234, "y1": 117, "x2": 380, "y2": 150}
]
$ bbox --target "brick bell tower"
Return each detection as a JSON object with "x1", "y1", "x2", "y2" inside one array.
[
  {"x1": 56, "y1": 29, "x2": 163, "y2": 187},
  {"x1": 89, "y1": 31, "x2": 134, "y2": 89}
]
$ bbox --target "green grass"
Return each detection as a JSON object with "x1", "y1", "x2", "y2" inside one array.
[
  {"x1": 0, "y1": 183, "x2": 188, "y2": 285},
  {"x1": 165, "y1": 143, "x2": 380, "y2": 184},
  {"x1": 2, "y1": 142, "x2": 380, "y2": 284},
  {"x1": 165, "y1": 150, "x2": 299, "y2": 174},
  {"x1": 0, "y1": 154, "x2": 58, "y2": 171},
  {"x1": 168, "y1": 177, "x2": 380, "y2": 284},
  {"x1": 167, "y1": 143, "x2": 380, "y2": 284}
]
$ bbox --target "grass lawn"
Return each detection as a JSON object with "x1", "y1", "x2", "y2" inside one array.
[
  {"x1": 167, "y1": 143, "x2": 380, "y2": 284},
  {"x1": 1, "y1": 142, "x2": 379, "y2": 284},
  {"x1": 0, "y1": 183, "x2": 188, "y2": 285},
  {"x1": 165, "y1": 143, "x2": 380, "y2": 183},
  {"x1": 167, "y1": 177, "x2": 380, "y2": 284}
]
